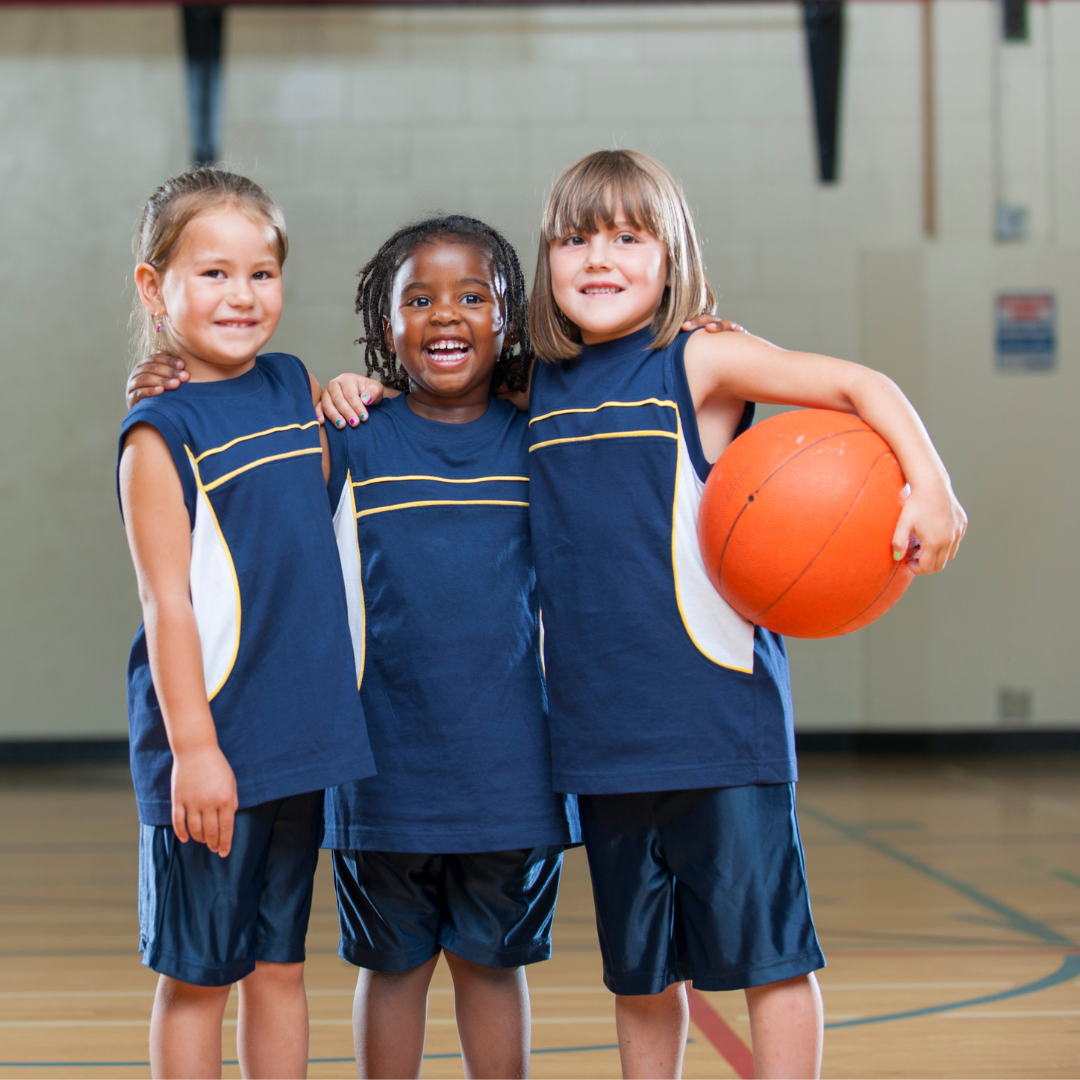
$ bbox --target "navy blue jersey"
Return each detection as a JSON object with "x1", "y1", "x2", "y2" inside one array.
[
  {"x1": 323, "y1": 394, "x2": 578, "y2": 854},
  {"x1": 118, "y1": 353, "x2": 375, "y2": 826},
  {"x1": 528, "y1": 328, "x2": 795, "y2": 794}
]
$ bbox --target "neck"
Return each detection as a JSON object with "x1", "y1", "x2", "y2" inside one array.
[
  {"x1": 578, "y1": 312, "x2": 655, "y2": 346},
  {"x1": 405, "y1": 387, "x2": 490, "y2": 425},
  {"x1": 170, "y1": 344, "x2": 259, "y2": 383}
]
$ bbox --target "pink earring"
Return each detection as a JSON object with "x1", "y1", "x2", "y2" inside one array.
[{"x1": 156, "y1": 313, "x2": 165, "y2": 333}]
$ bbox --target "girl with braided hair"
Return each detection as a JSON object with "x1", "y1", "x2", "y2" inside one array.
[{"x1": 320, "y1": 216, "x2": 577, "y2": 1079}]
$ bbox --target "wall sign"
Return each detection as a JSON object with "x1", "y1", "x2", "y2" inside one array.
[{"x1": 996, "y1": 293, "x2": 1056, "y2": 372}]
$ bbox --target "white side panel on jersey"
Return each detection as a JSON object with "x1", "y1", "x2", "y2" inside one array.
[
  {"x1": 334, "y1": 475, "x2": 366, "y2": 687},
  {"x1": 672, "y1": 423, "x2": 755, "y2": 673},
  {"x1": 189, "y1": 479, "x2": 241, "y2": 700}
]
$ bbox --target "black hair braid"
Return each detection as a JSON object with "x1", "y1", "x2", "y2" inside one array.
[{"x1": 355, "y1": 214, "x2": 533, "y2": 394}]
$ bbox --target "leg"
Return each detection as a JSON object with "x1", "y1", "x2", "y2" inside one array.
[
  {"x1": 744, "y1": 973, "x2": 824, "y2": 1080},
  {"x1": 236, "y1": 960, "x2": 309, "y2": 1079},
  {"x1": 614, "y1": 982, "x2": 689, "y2": 1080},
  {"x1": 353, "y1": 954, "x2": 439, "y2": 1079},
  {"x1": 149, "y1": 974, "x2": 231, "y2": 1079},
  {"x1": 444, "y1": 951, "x2": 530, "y2": 1079}
]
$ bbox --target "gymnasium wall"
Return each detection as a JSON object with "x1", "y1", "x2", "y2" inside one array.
[{"x1": 0, "y1": 1, "x2": 1077, "y2": 739}]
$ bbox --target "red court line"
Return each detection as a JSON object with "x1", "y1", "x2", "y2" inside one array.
[{"x1": 688, "y1": 989, "x2": 755, "y2": 1079}]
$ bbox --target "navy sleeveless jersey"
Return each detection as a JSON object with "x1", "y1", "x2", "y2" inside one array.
[
  {"x1": 528, "y1": 328, "x2": 795, "y2": 794},
  {"x1": 118, "y1": 353, "x2": 375, "y2": 826},
  {"x1": 322, "y1": 394, "x2": 579, "y2": 854}
]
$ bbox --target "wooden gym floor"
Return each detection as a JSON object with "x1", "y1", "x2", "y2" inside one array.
[{"x1": 0, "y1": 754, "x2": 1078, "y2": 1079}]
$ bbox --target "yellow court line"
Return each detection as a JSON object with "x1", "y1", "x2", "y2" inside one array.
[
  {"x1": 528, "y1": 398, "x2": 677, "y2": 427},
  {"x1": 530, "y1": 430, "x2": 678, "y2": 453},
  {"x1": 195, "y1": 420, "x2": 321, "y2": 462},
  {"x1": 353, "y1": 474, "x2": 528, "y2": 487},
  {"x1": 203, "y1": 447, "x2": 323, "y2": 492},
  {"x1": 357, "y1": 499, "x2": 528, "y2": 519}
]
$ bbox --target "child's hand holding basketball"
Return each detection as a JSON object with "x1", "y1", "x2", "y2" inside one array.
[
  {"x1": 171, "y1": 743, "x2": 239, "y2": 858},
  {"x1": 891, "y1": 473, "x2": 967, "y2": 574}
]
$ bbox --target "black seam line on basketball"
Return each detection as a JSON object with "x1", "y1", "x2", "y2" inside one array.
[
  {"x1": 750, "y1": 450, "x2": 894, "y2": 621},
  {"x1": 822, "y1": 556, "x2": 904, "y2": 636},
  {"x1": 715, "y1": 427, "x2": 879, "y2": 592}
]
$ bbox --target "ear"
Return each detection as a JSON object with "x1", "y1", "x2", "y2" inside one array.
[
  {"x1": 381, "y1": 316, "x2": 395, "y2": 357},
  {"x1": 135, "y1": 262, "x2": 164, "y2": 314}
]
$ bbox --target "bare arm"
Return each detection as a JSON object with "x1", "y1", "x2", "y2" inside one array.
[
  {"x1": 118, "y1": 424, "x2": 238, "y2": 855},
  {"x1": 308, "y1": 372, "x2": 331, "y2": 483},
  {"x1": 684, "y1": 330, "x2": 967, "y2": 574}
]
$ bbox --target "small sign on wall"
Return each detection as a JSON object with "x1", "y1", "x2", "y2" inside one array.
[{"x1": 996, "y1": 293, "x2": 1056, "y2": 372}]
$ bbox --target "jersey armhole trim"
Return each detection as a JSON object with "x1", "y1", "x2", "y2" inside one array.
[{"x1": 186, "y1": 447, "x2": 243, "y2": 701}]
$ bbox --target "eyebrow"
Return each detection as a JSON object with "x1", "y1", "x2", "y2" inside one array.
[{"x1": 400, "y1": 278, "x2": 495, "y2": 293}]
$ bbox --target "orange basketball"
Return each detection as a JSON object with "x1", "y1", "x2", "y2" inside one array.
[{"x1": 697, "y1": 409, "x2": 914, "y2": 638}]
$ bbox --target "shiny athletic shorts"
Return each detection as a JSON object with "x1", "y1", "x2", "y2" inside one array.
[
  {"x1": 332, "y1": 846, "x2": 564, "y2": 972},
  {"x1": 579, "y1": 784, "x2": 824, "y2": 995},
  {"x1": 138, "y1": 791, "x2": 322, "y2": 987}
]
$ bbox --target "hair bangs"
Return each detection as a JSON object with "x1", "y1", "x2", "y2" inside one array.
[
  {"x1": 532, "y1": 149, "x2": 716, "y2": 362},
  {"x1": 544, "y1": 158, "x2": 669, "y2": 247}
]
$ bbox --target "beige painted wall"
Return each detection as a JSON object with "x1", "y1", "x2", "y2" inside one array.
[{"x1": 0, "y1": 2, "x2": 1076, "y2": 737}]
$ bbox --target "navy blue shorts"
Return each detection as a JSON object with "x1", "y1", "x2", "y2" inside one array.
[
  {"x1": 579, "y1": 784, "x2": 824, "y2": 995},
  {"x1": 138, "y1": 791, "x2": 322, "y2": 987},
  {"x1": 332, "y1": 847, "x2": 564, "y2": 972}
]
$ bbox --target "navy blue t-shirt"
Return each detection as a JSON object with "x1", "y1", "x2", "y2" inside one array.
[
  {"x1": 118, "y1": 353, "x2": 375, "y2": 825},
  {"x1": 528, "y1": 328, "x2": 795, "y2": 794},
  {"x1": 323, "y1": 394, "x2": 579, "y2": 853}
]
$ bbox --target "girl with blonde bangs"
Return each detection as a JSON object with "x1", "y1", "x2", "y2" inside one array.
[
  {"x1": 522, "y1": 148, "x2": 966, "y2": 1080},
  {"x1": 531, "y1": 148, "x2": 714, "y2": 361}
]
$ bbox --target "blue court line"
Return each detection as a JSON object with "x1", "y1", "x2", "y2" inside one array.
[
  {"x1": 1052, "y1": 868, "x2": 1080, "y2": 889},
  {"x1": 797, "y1": 801, "x2": 1080, "y2": 1029},
  {"x1": 0, "y1": 1042, "x2": 635, "y2": 1069}
]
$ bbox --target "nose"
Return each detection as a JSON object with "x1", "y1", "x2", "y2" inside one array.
[
  {"x1": 583, "y1": 236, "x2": 612, "y2": 270},
  {"x1": 430, "y1": 296, "x2": 461, "y2": 324},
  {"x1": 227, "y1": 276, "x2": 256, "y2": 309}
]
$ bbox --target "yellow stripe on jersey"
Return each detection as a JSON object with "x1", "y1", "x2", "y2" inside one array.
[
  {"x1": 195, "y1": 420, "x2": 322, "y2": 462},
  {"x1": 529, "y1": 430, "x2": 679, "y2": 453},
  {"x1": 202, "y1": 447, "x2": 324, "y2": 492},
  {"x1": 353, "y1": 474, "x2": 529, "y2": 487},
  {"x1": 356, "y1": 499, "x2": 529, "y2": 519},
  {"x1": 528, "y1": 398, "x2": 677, "y2": 427}
]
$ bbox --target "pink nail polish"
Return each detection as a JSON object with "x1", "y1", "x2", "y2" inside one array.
[
  {"x1": 362, "y1": 394, "x2": 372, "y2": 405},
  {"x1": 349, "y1": 417, "x2": 358, "y2": 426}
]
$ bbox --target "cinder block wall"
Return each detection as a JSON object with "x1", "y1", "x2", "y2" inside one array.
[{"x1": 0, "y1": 2, "x2": 1076, "y2": 737}]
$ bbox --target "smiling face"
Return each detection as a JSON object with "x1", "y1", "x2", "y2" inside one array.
[
  {"x1": 547, "y1": 220, "x2": 669, "y2": 345},
  {"x1": 385, "y1": 240, "x2": 506, "y2": 411},
  {"x1": 135, "y1": 205, "x2": 283, "y2": 381}
]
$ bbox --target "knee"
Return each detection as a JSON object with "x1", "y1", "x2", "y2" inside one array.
[
  {"x1": 616, "y1": 982, "x2": 687, "y2": 1017},
  {"x1": 445, "y1": 953, "x2": 523, "y2": 989},
  {"x1": 243, "y1": 960, "x2": 306, "y2": 995},
  {"x1": 157, "y1": 975, "x2": 231, "y2": 1009}
]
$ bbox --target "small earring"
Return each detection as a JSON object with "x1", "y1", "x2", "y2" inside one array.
[{"x1": 155, "y1": 312, "x2": 165, "y2": 333}]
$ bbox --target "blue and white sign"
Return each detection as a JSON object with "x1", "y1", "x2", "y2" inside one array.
[{"x1": 996, "y1": 293, "x2": 1056, "y2": 372}]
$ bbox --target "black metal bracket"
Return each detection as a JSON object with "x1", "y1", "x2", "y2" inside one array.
[
  {"x1": 803, "y1": 1, "x2": 844, "y2": 184},
  {"x1": 183, "y1": 5, "x2": 225, "y2": 166}
]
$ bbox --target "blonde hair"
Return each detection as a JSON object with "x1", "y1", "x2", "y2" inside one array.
[
  {"x1": 130, "y1": 167, "x2": 288, "y2": 364},
  {"x1": 530, "y1": 149, "x2": 715, "y2": 362}
]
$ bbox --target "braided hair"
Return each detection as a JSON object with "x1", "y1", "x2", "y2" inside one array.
[{"x1": 355, "y1": 215, "x2": 533, "y2": 394}]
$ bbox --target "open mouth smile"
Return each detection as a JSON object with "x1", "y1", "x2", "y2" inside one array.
[{"x1": 424, "y1": 338, "x2": 473, "y2": 365}]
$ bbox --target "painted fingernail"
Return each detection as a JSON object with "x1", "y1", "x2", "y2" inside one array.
[
  {"x1": 349, "y1": 417, "x2": 358, "y2": 426},
  {"x1": 336, "y1": 419, "x2": 345, "y2": 428},
  {"x1": 360, "y1": 413, "x2": 367, "y2": 421},
  {"x1": 362, "y1": 394, "x2": 372, "y2": 405},
  {"x1": 893, "y1": 551, "x2": 903, "y2": 560}
]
